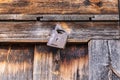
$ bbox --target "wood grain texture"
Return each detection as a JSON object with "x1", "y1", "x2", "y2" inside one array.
[
  {"x1": 0, "y1": 0, "x2": 118, "y2": 14},
  {"x1": 112, "y1": 73, "x2": 120, "y2": 80},
  {"x1": 0, "y1": 14, "x2": 118, "y2": 21},
  {"x1": 89, "y1": 40, "x2": 110, "y2": 80},
  {"x1": 0, "y1": 44, "x2": 10, "y2": 80},
  {"x1": 0, "y1": 22, "x2": 119, "y2": 43},
  {"x1": 0, "y1": 44, "x2": 34, "y2": 80},
  {"x1": 33, "y1": 44, "x2": 53, "y2": 80},
  {"x1": 33, "y1": 44, "x2": 88, "y2": 80},
  {"x1": 108, "y1": 40, "x2": 120, "y2": 79},
  {"x1": 89, "y1": 40, "x2": 120, "y2": 80}
]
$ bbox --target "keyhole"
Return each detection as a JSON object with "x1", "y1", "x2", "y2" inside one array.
[{"x1": 56, "y1": 38, "x2": 58, "y2": 41}]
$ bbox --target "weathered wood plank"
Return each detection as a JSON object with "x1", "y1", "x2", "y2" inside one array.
[
  {"x1": 0, "y1": 14, "x2": 118, "y2": 21},
  {"x1": 33, "y1": 44, "x2": 53, "y2": 80},
  {"x1": 33, "y1": 44, "x2": 88, "y2": 80},
  {"x1": 0, "y1": 44, "x2": 34, "y2": 80},
  {"x1": 92, "y1": 15, "x2": 119, "y2": 21},
  {"x1": 89, "y1": 40, "x2": 120, "y2": 80},
  {"x1": 0, "y1": 22, "x2": 119, "y2": 42},
  {"x1": 0, "y1": 0, "x2": 118, "y2": 14},
  {"x1": 0, "y1": 44, "x2": 10, "y2": 80},
  {"x1": 108, "y1": 40, "x2": 120, "y2": 79},
  {"x1": 0, "y1": 14, "x2": 94, "y2": 21},
  {"x1": 60, "y1": 44, "x2": 88, "y2": 80},
  {"x1": 89, "y1": 40, "x2": 110, "y2": 80}
]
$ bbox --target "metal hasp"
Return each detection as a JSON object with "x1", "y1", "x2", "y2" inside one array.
[{"x1": 47, "y1": 24, "x2": 68, "y2": 49}]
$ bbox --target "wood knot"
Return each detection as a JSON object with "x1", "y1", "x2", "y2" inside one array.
[
  {"x1": 89, "y1": 0, "x2": 102, "y2": 7},
  {"x1": 89, "y1": 0, "x2": 100, "y2": 3}
]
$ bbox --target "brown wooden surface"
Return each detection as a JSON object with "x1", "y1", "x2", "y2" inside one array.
[
  {"x1": 0, "y1": 43, "x2": 88, "y2": 80},
  {"x1": 0, "y1": 44, "x2": 34, "y2": 80},
  {"x1": 0, "y1": 0, "x2": 118, "y2": 14},
  {"x1": 33, "y1": 44, "x2": 88, "y2": 80},
  {"x1": 0, "y1": 22, "x2": 119, "y2": 43}
]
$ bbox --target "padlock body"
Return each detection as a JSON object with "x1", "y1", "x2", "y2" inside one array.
[{"x1": 47, "y1": 30, "x2": 68, "y2": 49}]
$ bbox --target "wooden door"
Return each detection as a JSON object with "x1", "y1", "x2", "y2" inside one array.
[
  {"x1": 0, "y1": 0, "x2": 119, "y2": 80},
  {"x1": 0, "y1": 43, "x2": 88, "y2": 80}
]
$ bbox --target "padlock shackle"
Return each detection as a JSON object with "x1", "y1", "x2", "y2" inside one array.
[
  {"x1": 57, "y1": 29, "x2": 65, "y2": 34},
  {"x1": 55, "y1": 24, "x2": 67, "y2": 34},
  {"x1": 55, "y1": 24, "x2": 63, "y2": 30}
]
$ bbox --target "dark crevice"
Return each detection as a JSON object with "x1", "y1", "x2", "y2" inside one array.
[
  {"x1": 53, "y1": 49, "x2": 61, "y2": 73},
  {"x1": 107, "y1": 41, "x2": 112, "y2": 66},
  {"x1": 83, "y1": 0, "x2": 91, "y2": 6},
  {"x1": 32, "y1": 45, "x2": 35, "y2": 80},
  {"x1": 36, "y1": 16, "x2": 43, "y2": 21},
  {"x1": 106, "y1": 41, "x2": 112, "y2": 79},
  {"x1": 95, "y1": 1, "x2": 103, "y2": 7},
  {"x1": 76, "y1": 68, "x2": 80, "y2": 80}
]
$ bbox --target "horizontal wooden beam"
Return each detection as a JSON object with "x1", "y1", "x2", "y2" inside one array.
[
  {"x1": 0, "y1": 0, "x2": 118, "y2": 14},
  {"x1": 0, "y1": 14, "x2": 118, "y2": 21},
  {"x1": 0, "y1": 22, "x2": 119, "y2": 43},
  {"x1": 92, "y1": 15, "x2": 119, "y2": 21},
  {"x1": 0, "y1": 14, "x2": 94, "y2": 21}
]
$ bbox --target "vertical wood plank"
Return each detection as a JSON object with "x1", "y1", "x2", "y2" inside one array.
[
  {"x1": 33, "y1": 44, "x2": 88, "y2": 80},
  {"x1": 89, "y1": 40, "x2": 110, "y2": 80},
  {"x1": 0, "y1": 44, "x2": 34, "y2": 80},
  {"x1": 108, "y1": 40, "x2": 120, "y2": 79},
  {"x1": 33, "y1": 44, "x2": 53, "y2": 80},
  {"x1": 60, "y1": 44, "x2": 88, "y2": 80},
  {"x1": 0, "y1": 44, "x2": 10, "y2": 80}
]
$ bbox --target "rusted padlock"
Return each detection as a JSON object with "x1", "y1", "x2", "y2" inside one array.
[{"x1": 47, "y1": 24, "x2": 68, "y2": 49}]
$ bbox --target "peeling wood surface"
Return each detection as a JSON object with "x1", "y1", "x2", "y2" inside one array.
[
  {"x1": 0, "y1": 0, "x2": 118, "y2": 14},
  {"x1": 0, "y1": 22, "x2": 119, "y2": 43},
  {"x1": 0, "y1": 44, "x2": 34, "y2": 80},
  {"x1": 33, "y1": 44, "x2": 88, "y2": 80},
  {"x1": 89, "y1": 40, "x2": 120, "y2": 80}
]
